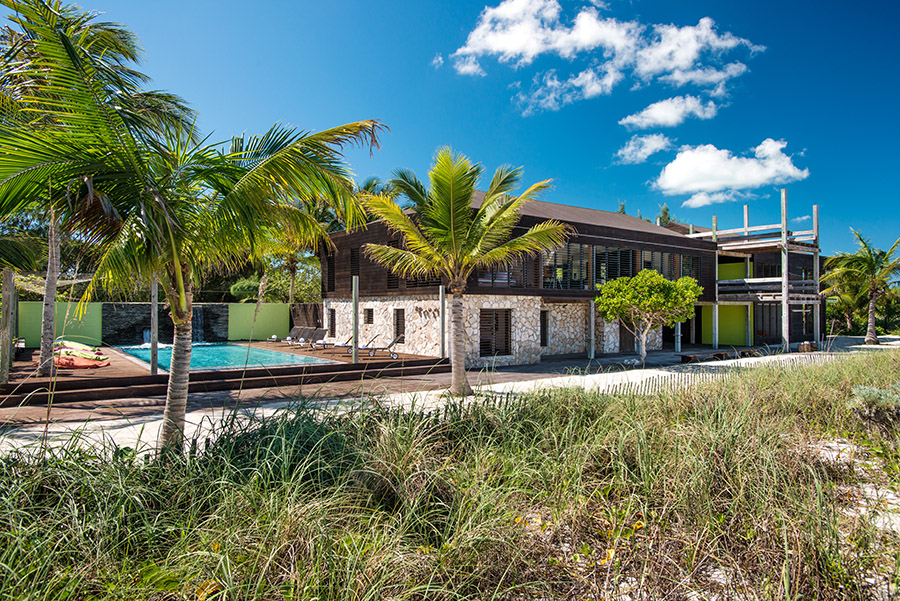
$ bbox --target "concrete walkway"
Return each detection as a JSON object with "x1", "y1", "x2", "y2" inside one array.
[{"x1": 2, "y1": 335, "x2": 896, "y2": 455}]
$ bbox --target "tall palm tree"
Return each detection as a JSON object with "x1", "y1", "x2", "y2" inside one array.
[
  {"x1": 0, "y1": 2, "x2": 384, "y2": 449},
  {"x1": 0, "y1": 0, "x2": 195, "y2": 376},
  {"x1": 824, "y1": 229, "x2": 900, "y2": 345},
  {"x1": 362, "y1": 148, "x2": 570, "y2": 395}
]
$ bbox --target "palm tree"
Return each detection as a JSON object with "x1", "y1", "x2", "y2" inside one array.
[
  {"x1": 0, "y1": 0, "x2": 195, "y2": 376},
  {"x1": 824, "y1": 229, "x2": 900, "y2": 345},
  {"x1": 362, "y1": 148, "x2": 570, "y2": 396},
  {"x1": 0, "y1": 3, "x2": 385, "y2": 450}
]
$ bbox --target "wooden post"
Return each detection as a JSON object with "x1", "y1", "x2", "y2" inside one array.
[
  {"x1": 0, "y1": 268, "x2": 12, "y2": 385},
  {"x1": 150, "y1": 277, "x2": 158, "y2": 376},
  {"x1": 812, "y1": 204, "x2": 821, "y2": 346},
  {"x1": 712, "y1": 215, "x2": 719, "y2": 349},
  {"x1": 781, "y1": 189, "x2": 790, "y2": 352},
  {"x1": 743, "y1": 204, "x2": 751, "y2": 278},
  {"x1": 746, "y1": 303, "x2": 753, "y2": 347},
  {"x1": 690, "y1": 316, "x2": 696, "y2": 344},
  {"x1": 439, "y1": 285, "x2": 446, "y2": 359},
  {"x1": 351, "y1": 275, "x2": 359, "y2": 364}
]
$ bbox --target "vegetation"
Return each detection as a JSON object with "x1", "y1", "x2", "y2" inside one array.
[
  {"x1": 1, "y1": 352, "x2": 898, "y2": 599},
  {"x1": 595, "y1": 269, "x2": 702, "y2": 361},
  {"x1": 824, "y1": 229, "x2": 900, "y2": 343},
  {"x1": 0, "y1": 1, "x2": 383, "y2": 450},
  {"x1": 361, "y1": 147, "x2": 571, "y2": 395}
]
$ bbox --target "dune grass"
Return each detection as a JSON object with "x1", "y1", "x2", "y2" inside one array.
[{"x1": 1, "y1": 351, "x2": 899, "y2": 600}]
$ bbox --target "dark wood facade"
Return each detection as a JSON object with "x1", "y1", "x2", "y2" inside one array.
[{"x1": 321, "y1": 208, "x2": 719, "y2": 303}]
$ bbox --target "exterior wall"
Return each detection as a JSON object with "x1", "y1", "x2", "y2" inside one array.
[
  {"x1": 227, "y1": 303, "x2": 290, "y2": 341},
  {"x1": 324, "y1": 295, "x2": 443, "y2": 359},
  {"x1": 541, "y1": 301, "x2": 589, "y2": 356},
  {"x1": 102, "y1": 303, "x2": 229, "y2": 345},
  {"x1": 17, "y1": 301, "x2": 103, "y2": 347},
  {"x1": 701, "y1": 305, "x2": 752, "y2": 347}
]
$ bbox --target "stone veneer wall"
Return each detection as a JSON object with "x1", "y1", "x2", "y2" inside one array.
[
  {"x1": 101, "y1": 303, "x2": 229, "y2": 345},
  {"x1": 323, "y1": 295, "x2": 662, "y2": 368}
]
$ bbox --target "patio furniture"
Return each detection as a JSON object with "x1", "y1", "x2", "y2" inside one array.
[
  {"x1": 281, "y1": 326, "x2": 307, "y2": 344},
  {"x1": 366, "y1": 335, "x2": 403, "y2": 359},
  {"x1": 287, "y1": 327, "x2": 320, "y2": 346},
  {"x1": 346, "y1": 335, "x2": 379, "y2": 355},
  {"x1": 291, "y1": 328, "x2": 327, "y2": 348}
]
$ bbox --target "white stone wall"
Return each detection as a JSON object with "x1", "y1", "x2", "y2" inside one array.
[
  {"x1": 323, "y1": 294, "x2": 662, "y2": 366},
  {"x1": 540, "y1": 302, "x2": 589, "y2": 356},
  {"x1": 324, "y1": 296, "x2": 443, "y2": 358}
]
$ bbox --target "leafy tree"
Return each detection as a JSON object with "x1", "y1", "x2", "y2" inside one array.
[
  {"x1": 595, "y1": 269, "x2": 702, "y2": 362},
  {"x1": 656, "y1": 203, "x2": 676, "y2": 226},
  {"x1": 0, "y1": 3, "x2": 384, "y2": 450},
  {"x1": 616, "y1": 200, "x2": 626, "y2": 214},
  {"x1": 0, "y1": 0, "x2": 194, "y2": 376},
  {"x1": 823, "y1": 229, "x2": 900, "y2": 345},
  {"x1": 362, "y1": 148, "x2": 570, "y2": 396}
]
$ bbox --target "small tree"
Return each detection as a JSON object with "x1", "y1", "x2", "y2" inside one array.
[{"x1": 595, "y1": 269, "x2": 702, "y2": 362}]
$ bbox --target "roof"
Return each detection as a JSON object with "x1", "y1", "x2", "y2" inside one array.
[
  {"x1": 471, "y1": 191, "x2": 690, "y2": 239},
  {"x1": 664, "y1": 222, "x2": 711, "y2": 235}
]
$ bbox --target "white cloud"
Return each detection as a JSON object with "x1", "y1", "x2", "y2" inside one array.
[
  {"x1": 449, "y1": 1, "x2": 762, "y2": 114},
  {"x1": 792, "y1": 214, "x2": 811, "y2": 223},
  {"x1": 615, "y1": 134, "x2": 672, "y2": 164},
  {"x1": 431, "y1": 53, "x2": 444, "y2": 68},
  {"x1": 618, "y1": 95, "x2": 717, "y2": 129},
  {"x1": 657, "y1": 139, "x2": 809, "y2": 203},
  {"x1": 516, "y1": 65, "x2": 623, "y2": 113},
  {"x1": 634, "y1": 18, "x2": 761, "y2": 79},
  {"x1": 681, "y1": 190, "x2": 747, "y2": 208}
]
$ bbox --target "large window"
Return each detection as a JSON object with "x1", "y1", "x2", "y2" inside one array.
[
  {"x1": 476, "y1": 258, "x2": 538, "y2": 288},
  {"x1": 595, "y1": 247, "x2": 635, "y2": 284},
  {"x1": 542, "y1": 243, "x2": 592, "y2": 290},
  {"x1": 480, "y1": 309, "x2": 511, "y2": 356}
]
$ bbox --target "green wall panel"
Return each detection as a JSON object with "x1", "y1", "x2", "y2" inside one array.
[
  {"x1": 701, "y1": 304, "x2": 754, "y2": 346},
  {"x1": 17, "y1": 301, "x2": 103, "y2": 347},
  {"x1": 227, "y1": 303, "x2": 290, "y2": 341},
  {"x1": 718, "y1": 261, "x2": 753, "y2": 280}
]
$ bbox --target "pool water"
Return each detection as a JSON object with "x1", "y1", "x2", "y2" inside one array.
[{"x1": 118, "y1": 342, "x2": 336, "y2": 371}]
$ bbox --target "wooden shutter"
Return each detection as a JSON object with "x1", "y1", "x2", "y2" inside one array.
[
  {"x1": 325, "y1": 253, "x2": 335, "y2": 292},
  {"x1": 539, "y1": 310, "x2": 548, "y2": 347},
  {"x1": 364, "y1": 308, "x2": 374, "y2": 325},
  {"x1": 480, "y1": 309, "x2": 512, "y2": 357},
  {"x1": 350, "y1": 248, "x2": 360, "y2": 278},
  {"x1": 386, "y1": 241, "x2": 399, "y2": 289},
  {"x1": 394, "y1": 308, "x2": 405, "y2": 343},
  {"x1": 328, "y1": 308, "x2": 336, "y2": 337}
]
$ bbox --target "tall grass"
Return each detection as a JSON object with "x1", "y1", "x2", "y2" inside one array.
[{"x1": 1, "y1": 351, "x2": 898, "y2": 600}]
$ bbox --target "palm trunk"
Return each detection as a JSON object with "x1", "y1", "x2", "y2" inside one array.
[
  {"x1": 159, "y1": 277, "x2": 193, "y2": 452},
  {"x1": 449, "y1": 291, "x2": 472, "y2": 396},
  {"x1": 865, "y1": 290, "x2": 879, "y2": 345},
  {"x1": 38, "y1": 209, "x2": 59, "y2": 377},
  {"x1": 0, "y1": 267, "x2": 12, "y2": 385}
]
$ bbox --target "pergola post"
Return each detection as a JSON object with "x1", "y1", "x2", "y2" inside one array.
[
  {"x1": 0, "y1": 268, "x2": 12, "y2": 385},
  {"x1": 781, "y1": 189, "x2": 790, "y2": 352},
  {"x1": 588, "y1": 301, "x2": 596, "y2": 360},
  {"x1": 812, "y1": 204, "x2": 821, "y2": 346},
  {"x1": 439, "y1": 285, "x2": 446, "y2": 358},
  {"x1": 150, "y1": 276, "x2": 158, "y2": 376},
  {"x1": 675, "y1": 320, "x2": 682, "y2": 353},
  {"x1": 712, "y1": 215, "x2": 719, "y2": 350},
  {"x1": 351, "y1": 275, "x2": 359, "y2": 364}
]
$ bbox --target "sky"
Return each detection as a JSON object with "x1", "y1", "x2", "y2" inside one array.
[{"x1": 67, "y1": 0, "x2": 900, "y2": 253}]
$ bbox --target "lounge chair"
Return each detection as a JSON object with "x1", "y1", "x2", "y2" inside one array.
[
  {"x1": 291, "y1": 328, "x2": 327, "y2": 348},
  {"x1": 366, "y1": 335, "x2": 403, "y2": 359},
  {"x1": 284, "y1": 327, "x2": 313, "y2": 345},
  {"x1": 278, "y1": 326, "x2": 303, "y2": 343},
  {"x1": 346, "y1": 335, "x2": 379, "y2": 355}
]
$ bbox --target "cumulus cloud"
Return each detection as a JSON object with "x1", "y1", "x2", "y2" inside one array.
[
  {"x1": 792, "y1": 215, "x2": 811, "y2": 223},
  {"x1": 449, "y1": 0, "x2": 762, "y2": 114},
  {"x1": 516, "y1": 66, "x2": 623, "y2": 113},
  {"x1": 656, "y1": 139, "x2": 809, "y2": 207},
  {"x1": 618, "y1": 95, "x2": 717, "y2": 129},
  {"x1": 615, "y1": 134, "x2": 672, "y2": 164},
  {"x1": 431, "y1": 53, "x2": 444, "y2": 68},
  {"x1": 681, "y1": 190, "x2": 750, "y2": 208}
]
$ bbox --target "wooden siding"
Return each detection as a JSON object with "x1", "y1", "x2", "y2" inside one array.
[{"x1": 321, "y1": 215, "x2": 718, "y2": 301}]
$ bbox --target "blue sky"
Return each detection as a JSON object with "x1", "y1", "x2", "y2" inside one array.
[{"x1": 80, "y1": 0, "x2": 898, "y2": 253}]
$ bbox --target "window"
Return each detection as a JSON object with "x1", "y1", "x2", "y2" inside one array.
[
  {"x1": 480, "y1": 309, "x2": 512, "y2": 357},
  {"x1": 542, "y1": 244, "x2": 591, "y2": 290},
  {"x1": 349, "y1": 248, "x2": 360, "y2": 278},
  {"x1": 539, "y1": 310, "x2": 548, "y2": 347},
  {"x1": 364, "y1": 308, "x2": 374, "y2": 325},
  {"x1": 393, "y1": 308, "x2": 405, "y2": 343},
  {"x1": 595, "y1": 247, "x2": 635, "y2": 284},
  {"x1": 325, "y1": 253, "x2": 335, "y2": 292},
  {"x1": 475, "y1": 258, "x2": 536, "y2": 288},
  {"x1": 386, "y1": 241, "x2": 399, "y2": 289},
  {"x1": 328, "y1": 308, "x2": 336, "y2": 337}
]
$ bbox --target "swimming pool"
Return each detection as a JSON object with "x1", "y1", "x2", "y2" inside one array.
[{"x1": 117, "y1": 342, "x2": 337, "y2": 371}]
